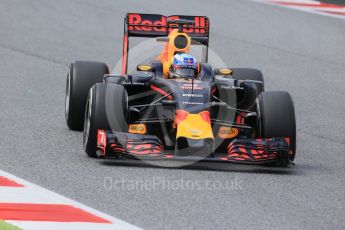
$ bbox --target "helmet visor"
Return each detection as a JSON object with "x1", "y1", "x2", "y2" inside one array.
[{"x1": 174, "y1": 68, "x2": 196, "y2": 78}]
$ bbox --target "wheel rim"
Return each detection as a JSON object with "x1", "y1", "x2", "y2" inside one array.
[
  {"x1": 83, "y1": 88, "x2": 93, "y2": 146},
  {"x1": 255, "y1": 98, "x2": 262, "y2": 137},
  {"x1": 65, "y1": 71, "x2": 71, "y2": 120}
]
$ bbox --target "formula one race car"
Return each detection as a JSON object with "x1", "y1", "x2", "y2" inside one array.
[{"x1": 65, "y1": 13, "x2": 296, "y2": 166}]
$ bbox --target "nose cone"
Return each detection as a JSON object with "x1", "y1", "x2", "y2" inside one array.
[
  {"x1": 176, "y1": 137, "x2": 214, "y2": 156},
  {"x1": 175, "y1": 111, "x2": 213, "y2": 140},
  {"x1": 174, "y1": 110, "x2": 214, "y2": 156}
]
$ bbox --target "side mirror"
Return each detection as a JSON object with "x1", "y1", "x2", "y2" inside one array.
[
  {"x1": 214, "y1": 68, "x2": 233, "y2": 76},
  {"x1": 131, "y1": 71, "x2": 155, "y2": 83},
  {"x1": 137, "y1": 64, "x2": 155, "y2": 72}
]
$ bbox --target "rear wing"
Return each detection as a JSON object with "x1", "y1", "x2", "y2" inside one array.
[{"x1": 121, "y1": 13, "x2": 210, "y2": 74}]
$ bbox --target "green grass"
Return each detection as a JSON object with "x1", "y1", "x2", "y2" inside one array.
[{"x1": 0, "y1": 221, "x2": 23, "y2": 230}]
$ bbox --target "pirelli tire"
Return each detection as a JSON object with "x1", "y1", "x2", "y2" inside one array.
[
  {"x1": 83, "y1": 83, "x2": 128, "y2": 157},
  {"x1": 65, "y1": 61, "x2": 109, "y2": 131},
  {"x1": 257, "y1": 91, "x2": 296, "y2": 166}
]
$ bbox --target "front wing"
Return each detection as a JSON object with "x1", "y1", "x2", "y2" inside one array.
[{"x1": 97, "y1": 130, "x2": 291, "y2": 165}]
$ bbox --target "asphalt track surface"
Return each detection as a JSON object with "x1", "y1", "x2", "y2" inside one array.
[{"x1": 1, "y1": 0, "x2": 345, "y2": 229}]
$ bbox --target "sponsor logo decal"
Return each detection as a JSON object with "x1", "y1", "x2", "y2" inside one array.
[
  {"x1": 137, "y1": 64, "x2": 153, "y2": 71},
  {"x1": 127, "y1": 14, "x2": 208, "y2": 34},
  {"x1": 218, "y1": 127, "x2": 239, "y2": 139},
  {"x1": 220, "y1": 85, "x2": 243, "y2": 90},
  {"x1": 180, "y1": 84, "x2": 204, "y2": 90},
  {"x1": 182, "y1": 101, "x2": 203, "y2": 105},
  {"x1": 219, "y1": 68, "x2": 232, "y2": 75},
  {"x1": 129, "y1": 124, "x2": 147, "y2": 134},
  {"x1": 182, "y1": 93, "x2": 203, "y2": 98}
]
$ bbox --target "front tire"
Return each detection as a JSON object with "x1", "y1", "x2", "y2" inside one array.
[
  {"x1": 231, "y1": 68, "x2": 265, "y2": 93},
  {"x1": 258, "y1": 91, "x2": 296, "y2": 166},
  {"x1": 83, "y1": 83, "x2": 128, "y2": 157},
  {"x1": 65, "y1": 61, "x2": 109, "y2": 131}
]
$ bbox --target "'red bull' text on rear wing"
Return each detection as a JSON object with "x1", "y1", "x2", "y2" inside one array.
[{"x1": 121, "y1": 13, "x2": 210, "y2": 74}]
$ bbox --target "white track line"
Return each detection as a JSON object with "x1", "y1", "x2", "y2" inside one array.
[
  {"x1": 0, "y1": 187, "x2": 65, "y2": 204},
  {"x1": 251, "y1": 0, "x2": 345, "y2": 20},
  {"x1": 0, "y1": 169, "x2": 141, "y2": 230}
]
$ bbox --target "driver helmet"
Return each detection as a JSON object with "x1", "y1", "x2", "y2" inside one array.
[{"x1": 169, "y1": 53, "x2": 198, "y2": 79}]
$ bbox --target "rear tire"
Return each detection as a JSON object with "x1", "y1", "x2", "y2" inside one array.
[
  {"x1": 258, "y1": 91, "x2": 296, "y2": 166},
  {"x1": 65, "y1": 61, "x2": 109, "y2": 131},
  {"x1": 83, "y1": 83, "x2": 128, "y2": 157}
]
